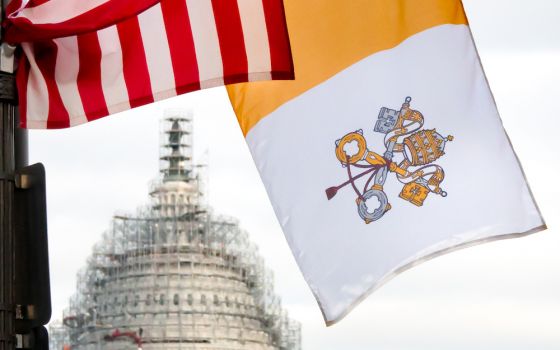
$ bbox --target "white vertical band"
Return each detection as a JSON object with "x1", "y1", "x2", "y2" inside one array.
[
  {"x1": 15, "y1": 0, "x2": 112, "y2": 24},
  {"x1": 97, "y1": 25, "x2": 131, "y2": 115},
  {"x1": 53, "y1": 36, "x2": 88, "y2": 126},
  {"x1": 137, "y1": 3, "x2": 177, "y2": 101},
  {"x1": 22, "y1": 43, "x2": 49, "y2": 129},
  {"x1": 237, "y1": 0, "x2": 271, "y2": 81},
  {"x1": 185, "y1": 0, "x2": 224, "y2": 88}
]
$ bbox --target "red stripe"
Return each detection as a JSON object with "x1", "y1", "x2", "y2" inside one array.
[
  {"x1": 76, "y1": 32, "x2": 109, "y2": 121},
  {"x1": 15, "y1": 54, "x2": 30, "y2": 129},
  {"x1": 116, "y1": 16, "x2": 154, "y2": 108},
  {"x1": 27, "y1": 0, "x2": 50, "y2": 7},
  {"x1": 5, "y1": 0, "x2": 161, "y2": 44},
  {"x1": 5, "y1": 0, "x2": 23, "y2": 15},
  {"x1": 211, "y1": 0, "x2": 248, "y2": 84},
  {"x1": 32, "y1": 40, "x2": 70, "y2": 128},
  {"x1": 261, "y1": 0, "x2": 294, "y2": 80},
  {"x1": 160, "y1": 0, "x2": 200, "y2": 95}
]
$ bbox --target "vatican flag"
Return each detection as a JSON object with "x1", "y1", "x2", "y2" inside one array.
[{"x1": 227, "y1": 0, "x2": 546, "y2": 325}]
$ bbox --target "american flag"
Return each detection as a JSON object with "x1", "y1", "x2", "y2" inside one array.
[{"x1": 4, "y1": 0, "x2": 293, "y2": 129}]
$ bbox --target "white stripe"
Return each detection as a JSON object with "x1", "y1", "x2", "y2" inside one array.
[
  {"x1": 185, "y1": 0, "x2": 224, "y2": 88},
  {"x1": 22, "y1": 43, "x2": 48, "y2": 129},
  {"x1": 53, "y1": 36, "x2": 88, "y2": 127},
  {"x1": 13, "y1": 0, "x2": 111, "y2": 25},
  {"x1": 8, "y1": 0, "x2": 30, "y2": 17},
  {"x1": 137, "y1": 3, "x2": 176, "y2": 101},
  {"x1": 97, "y1": 25, "x2": 131, "y2": 115},
  {"x1": 236, "y1": 0, "x2": 271, "y2": 81}
]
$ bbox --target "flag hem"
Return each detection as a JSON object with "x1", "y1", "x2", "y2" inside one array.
[
  {"x1": 463, "y1": 20, "x2": 548, "y2": 229},
  {"x1": 320, "y1": 223, "x2": 547, "y2": 327}
]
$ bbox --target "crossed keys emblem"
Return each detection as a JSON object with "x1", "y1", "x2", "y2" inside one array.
[{"x1": 325, "y1": 97, "x2": 454, "y2": 224}]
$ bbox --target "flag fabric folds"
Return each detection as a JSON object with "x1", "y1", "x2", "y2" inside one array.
[
  {"x1": 3, "y1": 0, "x2": 161, "y2": 43},
  {"x1": 227, "y1": 0, "x2": 546, "y2": 325},
  {"x1": 5, "y1": 0, "x2": 293, "y2": 129}
]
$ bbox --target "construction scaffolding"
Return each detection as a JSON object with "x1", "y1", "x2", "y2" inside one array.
[{"x1": 51, "y1": 111, "x2": 301, "y2": 350}]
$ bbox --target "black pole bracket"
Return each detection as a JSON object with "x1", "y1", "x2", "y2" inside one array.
[
  {"x1": 0, "y1": 171, "x2": 13, "y2": 181},
  {"x1": 0, "y1": 71, "x2": 16, "y2": 104},
  {"x1": 0, "y1": 303, "x2": 12, "y2": 312},
  {"x1": 14, "y1": 163, "x2": 51, "y2": 334}
]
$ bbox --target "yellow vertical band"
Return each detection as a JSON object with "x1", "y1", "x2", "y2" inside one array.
[{"x1": 227, "y1": 0, "x2": 468, "y2": 136}]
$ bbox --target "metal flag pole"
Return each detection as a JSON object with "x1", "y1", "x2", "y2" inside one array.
[
  {"x1": 0, "y1": 53, "x2": 17, "y2": 350},
  {"x1": 0, "y1": 0, "x2": 29, "y2": 348},
  {"x1": 0, "y1": 86, "x2": 16, "y2": 350}
]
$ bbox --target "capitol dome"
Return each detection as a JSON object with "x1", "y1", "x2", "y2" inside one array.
[{"x1": 51, "y1": 111, "x2": 301, "y2": 350}]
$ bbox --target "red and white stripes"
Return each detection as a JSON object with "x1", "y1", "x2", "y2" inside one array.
[
  {"x1": 5, "y1": 0, "x2": 162, "y2": 42},
  {"x1": 7, "y1": 0, "x2": 294, "y2": 129}
]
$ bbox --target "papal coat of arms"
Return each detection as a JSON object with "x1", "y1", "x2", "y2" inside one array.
[{"x1": 326, "y1": 97, "x2": 453, "y2": 224}]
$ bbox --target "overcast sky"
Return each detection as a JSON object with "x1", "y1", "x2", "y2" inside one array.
[{"x1": 30, "y1": 1, "x2": 560, "y2": 349}]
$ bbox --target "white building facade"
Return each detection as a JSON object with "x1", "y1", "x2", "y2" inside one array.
[{"x1": 51, "y1": 112, "x2": 301, "y2": 350}]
